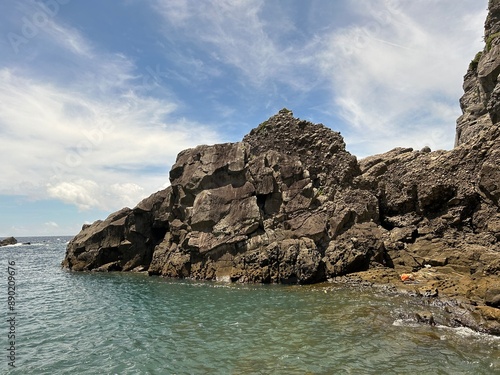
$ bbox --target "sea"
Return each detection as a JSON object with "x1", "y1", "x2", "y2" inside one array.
[{"x1": 0, "y1": 236, "x2": 498, "y2": 374}]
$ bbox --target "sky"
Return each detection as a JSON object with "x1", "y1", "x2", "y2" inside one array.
[{"x1": 0, "y1": 0, "x2": 488, "y2": 237}]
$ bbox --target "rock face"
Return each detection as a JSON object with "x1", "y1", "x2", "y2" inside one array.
[
  {"x1": 65, "y1": 109, "x2": 376, "y2": 284},
  {"x1": 62, "y1": 190, "x2": 170, "y2": 272},
  {"x1": 64, "y1": 1, "x2": 500, "y2": 333},
  {"x1": 0, "y1": 237, "x2": 17, "y2": 247}
]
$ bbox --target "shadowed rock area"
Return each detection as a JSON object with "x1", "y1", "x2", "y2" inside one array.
[{"x1": 63, "y1": 1, "x2": 500, "y2": 334}]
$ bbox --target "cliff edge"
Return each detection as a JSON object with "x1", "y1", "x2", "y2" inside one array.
[{"x1": 63, "y1": 1, "x2": 500, "y2": 334}]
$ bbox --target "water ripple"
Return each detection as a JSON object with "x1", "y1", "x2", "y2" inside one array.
[{"x1": 1, "y1": 239, "x2": 498, "y2": 374}]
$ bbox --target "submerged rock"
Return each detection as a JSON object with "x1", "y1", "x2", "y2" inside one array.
[{"x1": 64, "y1": 1, "x2": 500, "y2": 334}]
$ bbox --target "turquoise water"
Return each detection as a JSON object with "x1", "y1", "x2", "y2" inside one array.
[{"x1": 1, "y1": 237, "x2": 498, "y2": 374}]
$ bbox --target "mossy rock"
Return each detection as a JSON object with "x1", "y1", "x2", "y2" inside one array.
[
  {"x1": 486, "y1": 32, "x2": 500, "y2": 51},
  {"x1": 469, "y1": 51, "x2": 483, "y2": 71},
  {"x1": 256, "y1": 120, "x2": 269, "y2": 134}
]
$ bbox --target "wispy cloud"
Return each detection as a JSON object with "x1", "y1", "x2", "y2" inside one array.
[
  {"x1": 48, "y1": 21, "x2": 94, "y2": 58},
  {"x1": 44, "y1": 221, "x2": 59, "y2": 229},
  {"x1": 0, "y1": 3, "x2": 221, "y2": 212},
  {"x1": 154, "y1": 0, "x2": 317, "y2": 90},
  {"x1": 0, "y1": 67, "x2": 220, "y2": 210},
  {"x1": 154, "y1": 0, "x2": 486, "y2": 156},
  {"x1": 3, "y1": 0, "x2": 92, "y2": 60},
  {"x1": 315, "y1": 0, "x2": 486, "y2": 156}
]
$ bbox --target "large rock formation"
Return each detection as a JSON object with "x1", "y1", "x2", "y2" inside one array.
[
  {"x1": 64, "y1": 109, "x2": 380, "y2": 284},
  {"x1": 64, "y1": 107, "x2": 500, "y2": 281},
  {"x1": 64, "y1": 1, "x2": 500, "y2": 333}
]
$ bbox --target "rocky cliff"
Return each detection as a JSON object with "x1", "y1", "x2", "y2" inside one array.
[
  {"x1": 63, "y1": 109, "x2": 375, "y2": 283},
  {"x1": 456, "y1": 0, "x2": 500, "y2": 145},
  {"x1": 64, "y1": 1, "x2": 500, "y2": 333}
]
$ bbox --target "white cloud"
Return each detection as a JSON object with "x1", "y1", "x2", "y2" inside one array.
[
  {"x1": 44, "y1": 221, "x2": 59, "y2": 228},
  {"x1": 155, "y1": 0, "x2": 316, "y2": 90},
  {"x1": 0, "y1": 4, "x2": 223, "y2": 212},
  {"x1": 315, "y1": 0, "x2": 487, "y2": 156},
  {"x1": 3, "y1": 0, "x2": 92, "y2": 60},
  {"x1": 47, "y1": 180, "x2": 100, "y2": 210},
  {"x1": 0, "y1": 68, "x2": 220, "y2": 210},
  {"x1": 47, "y1": 20, "x2": 94, "y2": 58},
  {"x1": 109, "y1": 183, "x2": 145, "y2": 208},
  {"x1": 154, "y1": 0, "x2": 486, "y2": 156},
  {"x1": 46, "y1": 180, "x2": 145, "y2": 211}
]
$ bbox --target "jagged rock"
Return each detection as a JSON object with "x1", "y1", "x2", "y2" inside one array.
[
  {"x1": 243, "y1": 108, "x2": 360, "y2": 194},
  {"x1": 0, "y1": 237, "x2": 17, "y2": 247},
  {"x1": 63, "y1": 102, "x2": 500, "y2": 288},
  {"x1": 63, "y1": 110, "x2": 371, "y2": 283},
  {"x1": 62, "y1": 189, "x2": 171, "y2": 271},
  {"x1": 323, "y1": 222, "x2": 386, "y2": 277},
  {"x1": 328, "y1": 188, "x2": 379, "y2": 239},
  {"x1": 63, "y1": 2, "x2": 500, "y2": 334}
]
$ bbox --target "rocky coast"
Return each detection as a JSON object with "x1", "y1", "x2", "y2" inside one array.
[
  {"x1": 0, "y1": 237, "x2": 17, "y2": 247},
  {"x1": 63, "y1": 0, "x2": 500, "y2": 334}
]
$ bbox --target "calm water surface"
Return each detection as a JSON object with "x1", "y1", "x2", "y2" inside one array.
[{"x1": 1, "y1": 237, "x2": 498, "y2": 374}]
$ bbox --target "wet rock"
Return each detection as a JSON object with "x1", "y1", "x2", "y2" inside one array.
[
  {"x1": 323, "y1": 222, "x2": 386, "y2": 277},
  {"x1": 0, "y1": 237, "x2": 17, "y2": 247},
  {"x1": 94, "y1": 261, "x2": 122, "y2": 272},
  {"x1": 473, "y1": 306, "x2": 500, "y2": 334},
  {"x1": 418, "y1": 287, "x2": 439, "y2": 298},
  {"x1": 415, "y1": 311, "x2": 436, "y2": 326},
  {"x1": 485, "y1": 288, "x2": 500, "y2": 307}
]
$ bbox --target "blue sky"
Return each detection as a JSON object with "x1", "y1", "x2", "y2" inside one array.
[{"x1": 0, "y1": 0, "x2": 487, "y2": 236}]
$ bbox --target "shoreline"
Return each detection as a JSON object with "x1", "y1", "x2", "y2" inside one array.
[
  {"x1": 79, "y1": 263, "x2": 500, "y2": 336},
  {"x1": 329, "y1": 268, "x2": 500, "y2": 336}
]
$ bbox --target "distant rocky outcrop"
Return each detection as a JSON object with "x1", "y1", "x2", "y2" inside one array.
[
  {"x1": 63, "y1": 1, "x2": 500, "y2": 334},
  {"x1": 0, "y1": 237, "x2": 17, "y2": 247}
]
